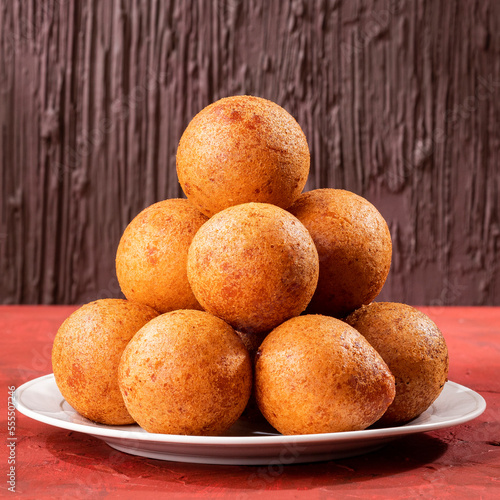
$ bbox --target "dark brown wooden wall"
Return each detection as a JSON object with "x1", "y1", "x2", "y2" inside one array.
[{"x1": 1, "y1": 0, "x2": 499, "y2": 305}]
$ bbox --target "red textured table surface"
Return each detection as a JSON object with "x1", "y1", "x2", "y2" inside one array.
[{"x1": 1, "y1": 306, "x2": 499, "y2": 499}]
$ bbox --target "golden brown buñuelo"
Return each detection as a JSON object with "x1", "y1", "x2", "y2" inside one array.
[
  {"x1": 118, "y1": 310, "x2": 252, "y2": 436},
  {"x1": 116, "y1": 198, "x2": 208, "y2": 313},
  {"x1": 346, "y1": 302, "x2": 449, "y2": 425},
  {"x1": 187, "y1": 202, "x2": 319, "y2": 334},
  {"x1": 288, "y1": 188, "x2": 392, "y2": 318},
  {"x1": 176, "y1": 95, "x2": 310, "y2": 217},
  {"x1": 255, "y1": 314, "x2": 396, "y2": 435},
  {"x1": 51, "y1": 299, "x2": 159, "y2": 425}
]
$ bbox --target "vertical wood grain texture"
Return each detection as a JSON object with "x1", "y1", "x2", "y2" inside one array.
[{"x1": 1, "y1": 0, "x2": 499, "y2": 305}]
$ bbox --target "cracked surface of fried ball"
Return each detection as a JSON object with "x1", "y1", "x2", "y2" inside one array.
[
  {"x1": 176, "y1": 95, "x2": 310, "y2": 217},
  {"x1": 255, "y1": 315, "x2": 395, "y2": 435},
  {"x1": 51, "y1": 299, "x2": 159, "y2": 425},
  {"x1": 346, "y1": 302, "x2": 449, "y2": 425}
]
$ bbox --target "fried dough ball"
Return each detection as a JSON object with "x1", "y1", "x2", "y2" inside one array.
[
  {"x1": 176, "y1": 95, "x2": 310, "y2": 217},
  {"x1": 187, "y1": 203, "x2": 319, "y2": 334},
  {"x1": 118, "y1": 310, "x2": 252, "y2": 436},
  {"x1": 288, "y1": 189, "x2": 392, "y2": 318},
  {"x1": 51, "y1": 299, "x2": 159, "y2": 425},
  {"x1": 116, "y1": 199, "x2": 208, "y2": 313},
  {"x1": 346, "y1": 302, "x2": 449, "y2": 425},
  {"x1": 255, "y1": 315, "x2": 395, "y2": 435}
]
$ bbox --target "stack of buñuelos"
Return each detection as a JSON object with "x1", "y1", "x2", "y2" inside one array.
[{"x1": 52, "y1": 95, "x2": 448, "y2": 436}]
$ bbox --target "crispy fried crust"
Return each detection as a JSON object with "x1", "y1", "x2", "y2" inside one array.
[
  {"x1": 51, "y1": 299, "x2": 159, "y2": 425},
  {"x1": 116, "y1": 198, "x2": 208, "y2": 313},
  {"x1": 346, "y1": 302, "x2": 449, "y2": 425},
  {"x1": 118, "y1": 310, "x2": 252, "y2": 435},
  {"x1": 176, "y1": 95, "x2": 310, "y2": 217},
  {"x1": 187, "y1": 203, "x2": 319, "y2": 334},
  {"x1": 255, "y1": 315, "x2": 395, "y2": 434},
  {"x1": 288, "y1": 188, "x2": 392, "y2": 318}
]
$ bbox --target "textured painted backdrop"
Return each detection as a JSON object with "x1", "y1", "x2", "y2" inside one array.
[{"x1": 1, "y1": 0, "x2": 499, "y2": 305}]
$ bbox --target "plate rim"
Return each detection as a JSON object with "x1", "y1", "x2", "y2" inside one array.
[{"x1": 15, "y1": 373, "x2": 487, "y2": 446}]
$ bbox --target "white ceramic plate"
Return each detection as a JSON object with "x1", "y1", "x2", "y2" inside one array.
[{"x1": 15, "y1": 374, "x2": 486, "y2": 465}]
